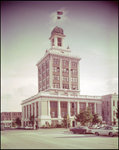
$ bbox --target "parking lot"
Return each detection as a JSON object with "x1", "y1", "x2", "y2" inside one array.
[{"x1": 1, "y1": 128, "x2": 118, "y2": 149}]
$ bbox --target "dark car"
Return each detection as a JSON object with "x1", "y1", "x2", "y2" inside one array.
[{"x1": 70, "y1": 126, "x2": 91, "y2": 134}]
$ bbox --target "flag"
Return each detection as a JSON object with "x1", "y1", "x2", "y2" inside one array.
[
  {"x1": 57, "y1": 16, "x2": 61, "y2": 19},
  {"x1": 57, "y1": 11, "x2": 63, "y2": 15}
]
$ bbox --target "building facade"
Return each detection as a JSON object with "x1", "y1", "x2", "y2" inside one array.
[
  {"x1": 21, "y1": 26, "x2": 103, "y2": 128},
  {"x1": 1, "y1": 112, "x2": 22, "y2": 127},
  {"x1": 102, "y1": 93, "x2": 118, "y2": 125}
]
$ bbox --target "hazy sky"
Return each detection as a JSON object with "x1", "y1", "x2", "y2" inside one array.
[{"x1": 1, "y1": 1, "x2": 118, "y2": 112}]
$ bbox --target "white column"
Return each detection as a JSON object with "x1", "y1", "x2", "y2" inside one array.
[
  {"x1": 77, "y1": 102, "x2": 79, "y2": 114},
  {"x1": 94, "y1": 103, "x2": 96, "y2": 114},
  {"x1": 28, "y1": 104, "x2": 30, "y2": 118},
  {"x1": 86, "y1": 102, "x2": 88, "y2": 108},
  {"x1": 35, "y1": 102, "x2": 36, "y2": 117},
  {"x1": 39, "y1": 101, "x2": 41, "y2": 116},
  {"x1": 22, "y1": 106, "x2": 24, "y2": 120},
  {"x1": 77, "y1": 61, "x2": 80, "y2": 91},
  {"x1": 58, "y1": 101, "x2": 61, "y2": 118},
  {"x1": 48, "y1": 100, "x2": 50, "y2": 117},
  {"x1": 68, "y1": 101, "x2": 70, "y2": 117},
  {"x1": 49, "y1": 54, "x2": 53, "y2": 88},
  {"x1": 54, "y1": 36, "x2": 57, "y2": 46},
  {"x1": 32, "y1": 103, "x2": 33, "y2": 116},
  {"x1": 60, "y1": 57, "x2": 62, "y2": 89},
  {"x1": 26, "y1": 105, "x2": 27, "y2": 119},
  {"x1": 69, "y1": 59, "x2": 71, "y2": 89}
]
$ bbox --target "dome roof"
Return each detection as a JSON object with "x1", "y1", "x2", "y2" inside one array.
[{"x1": 51, "y1": 26, "x2": 64, "y2": 35}]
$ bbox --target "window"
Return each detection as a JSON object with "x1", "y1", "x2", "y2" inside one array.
[
  {"x1": 53, "y1": 67, "x2": 60, "y2": 72},
  {"x1": 50, "y1": 102, "x2": 57, "y2": 108},
  {"x1": 52, "y1": 111, "x2": 55, "y2": 117},
  {"x1": 62, "y1": 68, "x2": 69, "y2": 73},
  {"x1": 62, "y1": 84, "x2": 69, "y2": 89},
  {"x1": 107, "y1": 111, "x2": 109, "y2": 116},
  {"x1": 53, "y1": 75, "x2": 59, "y2": 80},
  {"x1": 62, "y1": 76, "x2": 68, "y2": 81},
  {"x1": 62, "y1": 60, "x2": 68, "y2": 66},
  {"x1": 53, "y1": 58, "x2": 59, "y2": 64},
  {"x1": 71, "y1": 61, "x2": 77, "y2": 67},
  {"x1": 113, "y1": 110, "x2": 115, "y2": 116},
  {"x1": 71, "y1": 77, "x2": 77, "y2": 82},
  {"x1": 53, "y1": 83, "x2": 60, "y2": 88},
  {"x1": 46, "y1": 68, "x2": 49, "y2": 75},
  {"x1": 61, "y1": 102, "x2": 67, "y2": 108},
  {"x1": 107, "y1": 101, "x2": 109, "y2": 106},
  {"x1": 57, "y1": 37, "x2": 62, "y2": 46},
  {"x1": 71, "y1": 69, "x2": 77, "y2": 75},
  {"x1": 113, "y1": 100, "x2": 115, "y2": 106},
  {"x1": 46, "y1": 60, "x2": 49, "y2": 68},
  {"x1": 46, "y1": 84, "x2": 49, "y2": 89},
  {"x1": 71, "y1": 85, "x2": 78, "y2": 90}
]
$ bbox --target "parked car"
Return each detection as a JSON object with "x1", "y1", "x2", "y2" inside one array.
[
  {"x1": 25, "y1": 126, "x2": 33, "y2": 130},
  {"x1": 0, "y1": 125, "x2": 4, "y2": 131},
  {"x1": 70, "y1": 126, "x2": 92, "y2": 134},
  {"x1": 15, "y1": 126, "x2": 21, "y2": 129},
  {"x1": 92, "y1": 126, "x2": 118, "y2": 137}
]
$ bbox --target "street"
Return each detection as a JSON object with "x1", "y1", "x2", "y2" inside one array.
[{"x1": 1, "y1": 128, "x2": 118, "y2": 149}]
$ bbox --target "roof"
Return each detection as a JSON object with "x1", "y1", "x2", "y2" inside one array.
[{"x1": 51, "y1": 26, "x2": 64, "y2": 36}]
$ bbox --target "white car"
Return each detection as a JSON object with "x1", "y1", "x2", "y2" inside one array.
[{"x1": 92, "y1": 126, "x2": 118, "y2": 137}]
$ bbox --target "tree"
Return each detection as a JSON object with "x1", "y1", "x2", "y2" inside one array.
[
  {"x1": 62, "y1": 114, "x2": 70, "y2": 128},
  {"x1": 92, "y1": 113, "x2": 101, "y2": 125},
  {"x1": 15, "y1": 117, "x2": 21, "y2": 126},
  {"x1": 75, "y1": 107, "x2": 94, "y2": 126},
  {"x1": 116, "y1": 108, "x2": 118, "y2": 119},
  {"x1": 29, "y1": 115, "x2": 35, "y2": 127}
]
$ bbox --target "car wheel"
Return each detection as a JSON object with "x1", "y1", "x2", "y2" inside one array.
[
  {"x1": 73, "y1": 131, "x2": 76, "y2": 134},
  {"x1": 83, "y1": 131, "x2": 86, "y2": 134},
  {"x1": 95, "y1": 132, "x2": 99, "y2": 136},
  {"x1": 109, "y1": 132, "x2": 113, "y2": 137}
]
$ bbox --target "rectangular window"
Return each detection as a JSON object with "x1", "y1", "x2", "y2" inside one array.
[
  {"x1": 113, "y1": 100, "x2": 115, "y2": 106},
  {"x1": 107, "y1": 101, "x2": 109, "y2": 106},
  {"x1": 57, "y1": 38, "x2": 62, "y2": 46},
  {"x1": 113, "y1": 110, "x2": 115, "y2": 116}
]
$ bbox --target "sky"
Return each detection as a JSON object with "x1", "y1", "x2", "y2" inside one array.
[{"x1": 1, "y1": 1, "x2": 118, "y2": 112}]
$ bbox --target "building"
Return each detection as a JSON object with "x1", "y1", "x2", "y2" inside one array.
[
  {"x1": 21, "y1": 26, "x2": 102, "y2": 128},
  {"x1": 1, "y1": 112, "x2": 22, "y2": 127},
  {"x1": 102, "y1": 93, "x2": 118, "y2": 125}
]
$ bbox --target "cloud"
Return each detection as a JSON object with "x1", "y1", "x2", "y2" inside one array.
[{"x1": 48, "y1": 7, "x2": 69, "y2": 30}]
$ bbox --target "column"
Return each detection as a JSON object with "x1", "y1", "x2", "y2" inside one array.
[
  {"x1": 49, "y1": 54, "x2": 53, "y2": 88},
  {"x1": 35, "y1": 102, "x2": 37, "y2": 117},
  {"x1": 54, "y1": 36, "x2": 57, "y2": 46},
  {"x1": 77, "y1": 61, "x2": 80, "y2": 91},
  {"x1": 39, "y1": 101, "x2": 41, "y2": 116},
  {"x1": 28, "y1": 104, "x2": 30, "y2": 118},
  {"x1": 69, "y1": 59, "x2": 71, "y2": 89},
  {"x1": 26, "y1": 105, "x2": 27, "y2": 119},
  {"x1": 32, "y1": 103, "x2": 33, "y2": 116},
  {"x1": 68, "y1": 101, "x2": 70, "y2": 117},
  {"x1": 38, "y1": 67, "x2": 39, "y2": 92},
  {"x1": 60, "y1": 57, "x2": 62, "y2": 89},
  {"x1": 94, "y1": 103, "x2": 96, "y2": 113},
  {"x1": 58, "y1": 101, "x2": 61, "y2": 118},
  {"x1": 86, "y1": 102, "x2": 88, "y2": 108},
  {"x1": 77, "y1": 102, "x2": 79, "y2": 114},
  {"x1": 48, "y1": 100, "x2": 50, "y2": 117}
]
